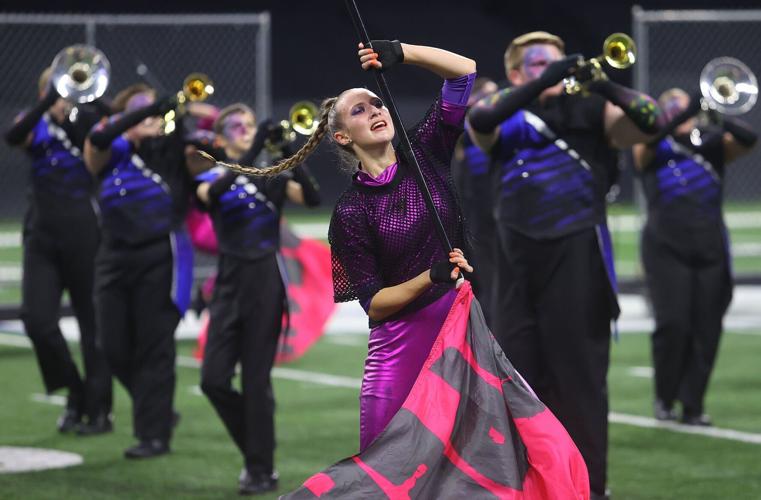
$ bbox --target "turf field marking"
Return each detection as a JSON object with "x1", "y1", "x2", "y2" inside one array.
[
  {"x1": 609, "y1": 412, "x2": 761, "y2": 445},
  {"x1": 0, "y1": 332, "x2": 31, "y2": 347},
  {"x1": 0, "y1": 446, "x2": 83, "y2": 473},
  {"x1": 323, "y1": 335, "x2": 368, "y2": 347},
  {"x1": 177, "y1": 356, "x2": 362, "y2": 389},
  {"x1": 271, "y1": 367, "x2": 361, "y2": 389},
  {"x1": 7, "y1": 336, "x2": 761, "y2": 445},
  {"x1": 627, "y1": 366, "x2": 654, "y2": 378},
  {"x1": 30, "y1": 394, "x2": 66, "y2": 406}
]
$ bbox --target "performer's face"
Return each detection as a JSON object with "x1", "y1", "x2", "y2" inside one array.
[
  {"x1": 221, "y1": 111, "x2": 256, "y2": 154},
  {"x1": 511, "y1": 44, "x2": 563, "y2": 87},
  {"x1": 663, "y1": 92, "x2": 695, "y2": 135},
  {"x1": 334, "y1": 88, "x2": 394, "y2": 149},
  {"x1": 126, "y1": 91, "x2": 162, "y2": 138}
]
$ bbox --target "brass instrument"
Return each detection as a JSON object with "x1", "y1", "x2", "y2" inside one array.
[
  {"x1": 699, "y1": 57, "x2": 757, "y2": 116},
  {"x1": 163, "y1": 73, "x2": 215, "y2": 135},
  {"x1": 564, "y1": 33, "x2": 637, "y2": 95},
  {"x1": 50, "y1": 44, "x2": 110, "y2": 104},
  {"x1": 265, "y1": 100, "x2": 320, "y2": 155}
]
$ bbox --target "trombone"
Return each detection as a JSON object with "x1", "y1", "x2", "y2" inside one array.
[
  {"x1": 265, "y1": 100, "x2": 320, "y2": 156},
  {"x1": 50, "y1": 44, "x2": 110, "y2": 104},
  {"x1": 564, "y1": 33, "x2": 637, "y2": 95},
  {"x1": 163, "y1": 73, "x2": 215, "y2": 135}
]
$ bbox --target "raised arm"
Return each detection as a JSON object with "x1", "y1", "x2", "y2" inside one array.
[
  {"x1": 359, "y1": 41, "x2": 475, "y2": 79},
  {"x1": 4, "y1": 85, "x2": 59, "y2": 148},
  {"x1": 466, "y1": 55, "x2": 579, "y2": 152},
  {"x1": 587, "y1": 79, "x2": 670, "y2": 150},
  {"x1": 632, "y1": 93, "x2": 703, "y2": 172},
  {"x1": 85, "y1": 97, "x2": 174, "y2": 176}
]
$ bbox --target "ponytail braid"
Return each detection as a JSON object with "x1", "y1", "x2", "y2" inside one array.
[{"x1": 202, "y1": 97, "x2": 339, "y2": 177}]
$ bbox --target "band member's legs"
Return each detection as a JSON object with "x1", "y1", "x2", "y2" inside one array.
[
  {"x1": 21, "y1": 229, "x2": 82, "y2": 401},
  {"x1": 95, "y1": 252, "x2": 133, "y2": 395},
  {"x1": 534, "y1": 229, "x2": 612, "y2": 496},
  {"x1": 131, "y1": 240, "x2": 179, "y2": 442},
  {"x1": 239, "y1": 255, "x2": 283, "y2": 475},
  {"x1": 61, "y1": 223, "x2": 112, "y2": 419},
  {"x1": 493, "y1": 229, "x2": 543, "y2": 391},
  {"x1": 678, "y1": 254, "x2": 730, "y2": 416},
  {"x1": 641, "y1": 226, "x2": 693, "y2": 408},
  {"x1": 201, "y1": 256, "x2": 247, "y2": 454}
]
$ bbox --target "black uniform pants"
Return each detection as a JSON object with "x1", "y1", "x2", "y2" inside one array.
[
  {"x1": 641, "y1": 222, "x2": 731, "y2": 415},
  {"x1": 494, "y1": 227, "x2": 613, "y2": 495},
  {"x1": 21, "y1": 211, "x2": 112, "y2": 418},
  {"x1": 201, "y1": 253, "x2": 284, "y2": 475},
  {"x1": 94, "y1": 236, "x2": 179, "y2": 441}
]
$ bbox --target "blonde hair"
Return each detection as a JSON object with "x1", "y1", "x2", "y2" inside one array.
[
  {"x1": 212, "y1": 89, "x2": 362, "y2": 177},
  {"x1": 504, "y1": 31, "x2": 565, "y2": 73}
]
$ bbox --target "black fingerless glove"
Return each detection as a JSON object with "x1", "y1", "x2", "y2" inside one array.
[
  {"x1": 369, "y1": 40, "x2": 404, "y2": 72},
  {"x1": 4, "y1": 84, "x2": 60, "y2": 146},
  {"x1": 538, "y1": 54, "x2": 582, "y2": 88},
  {"x1": 430, "y1": 260, "x2": 457, "y2": 284},
  {"x1": 88, "y1": 95, "x2": 175, "y2": 150},
  {"x1": 468, "y1": 54, "x2": 581, "y2": 134}
]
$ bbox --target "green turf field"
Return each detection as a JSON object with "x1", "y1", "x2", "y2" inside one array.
[
  {"x1": 1, "y1": 330, "x2": 760, "y2": 499},
  {"x1": 0, "y1": 202, "x2": 759, "y2": 305}
]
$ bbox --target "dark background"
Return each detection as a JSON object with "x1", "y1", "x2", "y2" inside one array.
[{"x1": 4, "y1": 0, "x2": 761, "y2": 206}]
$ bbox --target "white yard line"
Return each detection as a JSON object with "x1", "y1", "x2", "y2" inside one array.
[
  {"x1": 627, "y1": 366, "x2": 654, "y2": 378},
  {"x1": 609, "y1": 412, "x2": 761, "y2": 445},
  {"x1": 30, "y1": 394, "x2": 66, "y2": 406},
  {"x1": 0, "y1": 333, "x2": 31, "y2": 347},
  {"x1": 9, "y1": 334, "x2": 761, "y2": 446},
  {"x1": 177, "y1": 356, "x2": 361, "y2": 389}
]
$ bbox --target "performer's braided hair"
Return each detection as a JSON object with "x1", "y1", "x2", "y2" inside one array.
[{"x1": 202, "y1": 96, "x2": 345, "y2": 177}]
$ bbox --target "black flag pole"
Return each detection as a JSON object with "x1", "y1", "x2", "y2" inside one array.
[{"x1": 343, "y1": 0, "x2": 454, "y2": 255}]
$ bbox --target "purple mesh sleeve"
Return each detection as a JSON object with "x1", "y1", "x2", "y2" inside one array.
[{"x1": 329, "y1": 196, "x2": 384, "y2": 304}]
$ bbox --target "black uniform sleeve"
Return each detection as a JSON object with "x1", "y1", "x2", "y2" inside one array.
[{"x1": 4, "y1": 87, "x2": 59, "y2": 146}]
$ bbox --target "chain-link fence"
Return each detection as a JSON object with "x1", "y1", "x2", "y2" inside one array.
[
  {"x1": 0, "y1": 13, "x2": 271, "y2": 307},
  {"x1": 621, "y1": 8, "x2": 761, "y2": 283}
]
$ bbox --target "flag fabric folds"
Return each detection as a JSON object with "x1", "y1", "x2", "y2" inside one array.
[
  {"x1": 276, "y1": 223, "x2": 337, "y2": 363},
  {"x1": 284, "y1": 282, "x2": 589, "y2": 499}
]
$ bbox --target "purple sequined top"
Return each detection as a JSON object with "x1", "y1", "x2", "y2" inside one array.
[{"x1": 329, "y1": 73, "x2": 475, "y2": 323}]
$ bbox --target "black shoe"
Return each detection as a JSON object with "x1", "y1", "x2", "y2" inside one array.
[
  {"x1": 654, "y1": 399, "x2": 677, "y2": 421},
  {"x1": 124, "y1": 439, "x2": 170, "y2": 459},
  {"x1": 591, "y1": 488, "x2": 611, "y2": 500},
  {"x1": 238, "y1": 468, "x2": 279, "y2": 495},
  {"x1": 57, "y1": 408, "x2": 82, "y2": 433},
  {"x1": 77, "y1": 413, "x2": 114, "y2": 436},
  {"x1": 681, "y1": 412, "x2": 712, "y2": 427}
]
